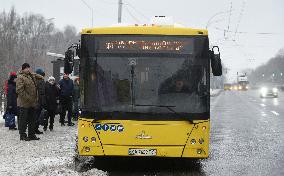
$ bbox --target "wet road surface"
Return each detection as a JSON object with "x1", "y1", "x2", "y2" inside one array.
[{"x1": 87, "y1": 90, "x2": 284, "y2": 176}]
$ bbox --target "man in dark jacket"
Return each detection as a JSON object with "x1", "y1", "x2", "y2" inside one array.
[
  {"x1": 16, "y1": 63, "x2": 43, "y2": 141},
  {"x1": 59, "y1": 73, "x2": 74, "y2": 126},
  {"x1": 6, "y1": 72, "x2": 17, "y2": 130},
  {"x1": 44, "y1": 76, "x2": 59, "y2": 131},
  {"x1": 35, "y1": 68, "x2": 46, "y2": 134}
]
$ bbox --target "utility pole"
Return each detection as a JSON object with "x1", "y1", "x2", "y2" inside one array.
[{"x1": 118, "y1": 0, "x2": 123, "y2": 23}]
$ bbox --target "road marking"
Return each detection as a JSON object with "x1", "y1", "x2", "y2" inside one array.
[
  {"x1": 271, "y1": 111, "x2": 279, "y2": 116},
  {"x1": 260, "y1": 104, "x2": 266, "y2": 107}
]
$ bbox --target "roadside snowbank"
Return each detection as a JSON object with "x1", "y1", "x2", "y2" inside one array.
[
  {"x1": 210, "y1": 89, "x2": 222, "y2": 97},
  {"x1": 0, "y1": 118, "x2": 108, "y2": 176}
]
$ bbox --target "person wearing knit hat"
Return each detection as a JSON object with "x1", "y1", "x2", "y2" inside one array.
[
  {"x1": 5, "y1": 72, "x2": 18, "y2": 130},
  {"x1": 44, "y1": 76, "x2": 60, "y2": 131},
  {"x1": 35, "y1": 68, "x2": 46, "y2": 134},
  {"x1": 35, "y1": 68, "x2": 45, "y2": 77}
]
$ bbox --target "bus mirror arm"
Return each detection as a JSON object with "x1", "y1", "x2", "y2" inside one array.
[
  {"x1": 210, "y1": 46, "x2": 222, "y2": 76},
  {"x1": 64, "y1": 43, "x2": 81, "y2": 74}
]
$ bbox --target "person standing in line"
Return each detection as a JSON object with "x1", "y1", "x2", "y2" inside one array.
[
  {"x1": 35, "y1": 68, "x2": 46, "y2": 134},
  {"x1": 6, "y1": 72, "x2": 18, "y2": 130},
  {"x1": 72, "y1": 77, "x2": 80, "y2": 121},
  {"x1": 16, "y1": 63, "x2": 43, "y2": 141},
  {"x1": 59, "y1": 73, "x2": 75, "y2": 126},
  {"x1": 44, "y1": 76, "x2": 59, "y2": 131}
]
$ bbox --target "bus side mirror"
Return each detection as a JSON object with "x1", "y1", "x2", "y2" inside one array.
[
  {"x1": 64, "y1": 49, "x2": 74, "y2": 74},
  {"x1": 210, "y1": 46, "x2": 222, "y2": 76}
]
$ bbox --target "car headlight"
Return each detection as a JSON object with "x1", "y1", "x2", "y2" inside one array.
[
  {"x1": 260, "y1": 87, "x2": 267, "y2": 94},
  {"x1": 273, "y1": 88, "x2": 278, "y2": 93}
]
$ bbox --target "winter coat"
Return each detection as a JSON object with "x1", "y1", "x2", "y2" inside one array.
[
  {"x1": 45, "y1": 82, "x2": 60, "y2": 112},
  {"x1": 73, "y1": 82, "x2": 80, "y2": 102},
  {"x1": 16, "y1": 71, "x2": 43, "y2": 108},
  {"x1": 7, "y1": 80, "x2": 17, "y2": 114},
  {"x1": 37, "y1": 79, "x2": 46, "y2": 108},
  {"x1": 58, "y1": 78, "x2": 74, "y2": 97}
]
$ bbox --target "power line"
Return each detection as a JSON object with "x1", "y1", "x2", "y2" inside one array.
[
  {"x1": 225, "y1": 1, "x2": 233, "y2": 39},
  {"x1": 214, "y1": 26, "x2": 281, "y2": 35},
  {"x1": 125, "y1": 6, "x2": 141, "y2": 23},
  {"x1": 124, "y1": 0, "x2": 149, "y2": 21},
  {"x1": 233, "y1": 0, "x2": 247, "y2": 40}
]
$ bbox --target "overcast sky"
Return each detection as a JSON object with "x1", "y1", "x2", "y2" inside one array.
[{"x1": 1, "y1": 0, "x2": 284, "y2": 81}]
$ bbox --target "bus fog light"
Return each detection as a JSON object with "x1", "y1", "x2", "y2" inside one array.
[
  {"x1": 190, "y1": 139, "x2": 196, "y2": 144},
  {"x1": 202, "y1": 126, "x2": 206, "y2": 130},
  {"x1": 84, "y1": 147, "x2": 90, "y2": 152},
  {"x1": 199, "y1": 138, "x2": 204, "y2": 144},
  {"x1": 83, "y1": 136, "x2": 88, "y2": 142},
  {"x1": 81, "y1": 124, "x2": 85, "y2": 127},
  {"x1": 197, "y1": 149, "x2": 202, "y2": 154},
  {"x1": 91, "y1": 137, "x2": 96, "y2": 143}
]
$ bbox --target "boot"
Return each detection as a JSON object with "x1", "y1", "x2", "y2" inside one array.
[
  {"x1": 67, "y1": 122, "x2": 75, "y2": 126},
  {"x1": 28, "y1": 135, "x2": 40, "y2": 140},
  {"x1": 35, "y1": 129, "x2": 43, "y2": 134},
  {"x1": 20, "y1": 134, "x2": 29, "y2": 141},
  {"x1": 9, "y1": 127, "x2": 17, "y2": 130}
]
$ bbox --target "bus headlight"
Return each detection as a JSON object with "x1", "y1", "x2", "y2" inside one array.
[
  {"x1": 197, "y1": 149, "x2": 202, "y2": 154},
  {"x1": 84, "y1": 147, "x2": 90, "y2": 152},
  {"x1": 191, "y1": 139, "x2": 196, "y2": 144},
  {"x1": 83, "y1": 136, "x2": 88, "y2": 142},
  {"x1": 91, "y1": 137, "x2": 96, "y2": 143},
  {"x1": 199, "y1": 138, "x2": 204, "y2": 144}
]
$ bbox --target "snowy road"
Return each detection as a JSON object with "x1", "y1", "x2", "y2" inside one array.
[{"x1": 1, "y1": 89, "x2": 284, "y2": 175}]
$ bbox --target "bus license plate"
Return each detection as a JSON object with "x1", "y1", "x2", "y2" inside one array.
[{"x1": 128, "y1": 148, "x2": 157, "y2": 156}]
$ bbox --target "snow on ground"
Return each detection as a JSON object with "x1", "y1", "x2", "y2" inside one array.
[
  {"x1": 0, "y1": 116, "x2": 108, "y2": 176},
  {"x1": 210, "y1": 89, "x2": 222, "y2": 97}
]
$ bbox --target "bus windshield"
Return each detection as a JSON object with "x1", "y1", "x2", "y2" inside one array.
[{"x1": 81, "y1": 35, "x2": 209, "y2": 120}]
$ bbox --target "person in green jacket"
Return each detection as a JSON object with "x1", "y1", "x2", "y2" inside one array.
[{"x1": 16, "y1": 63, "x2": 43, "y2": 141}]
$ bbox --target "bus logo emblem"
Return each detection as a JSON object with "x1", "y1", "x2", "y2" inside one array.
[{"x1": 136, "y1": 131, "x2": 152, "y2": 139}]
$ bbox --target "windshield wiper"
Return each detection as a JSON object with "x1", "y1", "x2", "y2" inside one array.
[{"x1": 134, "y1": 104, "x2": 195, "y2": 124}]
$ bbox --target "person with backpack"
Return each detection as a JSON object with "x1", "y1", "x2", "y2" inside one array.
[{"x1": 5, "y1": 72, "x2": 17, "y2": 130}]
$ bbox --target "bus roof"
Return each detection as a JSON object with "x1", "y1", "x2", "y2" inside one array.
[{"x1": 81, "y1": 26, "x2": 208, "y2": 36}]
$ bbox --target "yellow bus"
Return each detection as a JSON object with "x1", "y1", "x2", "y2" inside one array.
[{"x1": 65, "y1": 23, "x2": 222, "y2": 158}]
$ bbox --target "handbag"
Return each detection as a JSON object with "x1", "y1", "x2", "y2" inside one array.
[{"x1": 4, "y1": 112, "x2": 15, "y2": 127}]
